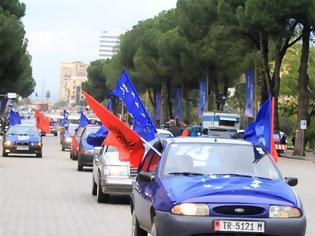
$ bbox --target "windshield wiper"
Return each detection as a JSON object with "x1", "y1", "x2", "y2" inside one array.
[
  {"x1": 214, "y1": 173, "x2": 253, "y2": 178},
  {"x1": 168, "y1": 172, "x2": 204, "y2": 176}
]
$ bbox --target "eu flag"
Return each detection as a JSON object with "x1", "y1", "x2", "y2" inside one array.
[
  {"x1": 87, "y1": 126, "x2": 108, "y2": 147},
  {"x1": 60, "y1": 109, "x2": 69, "y2": 127},
  {"x1": 113, "y1": 70, "x2": 157, "y2": 141},
  {"x1": 79, "y1": 112, "x2": 90, "y2": 128},
  {"x1": 244, "y1": 96, "x2": 278, "y2": 162},
  {"x1": 9, "y1": 110, "x2": 21, "y2": 126}
]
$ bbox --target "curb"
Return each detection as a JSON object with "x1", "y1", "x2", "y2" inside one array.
[{"x1": 280, "y1": 154, "x2": 314, "y2": 161}]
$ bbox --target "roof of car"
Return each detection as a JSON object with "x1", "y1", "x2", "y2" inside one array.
[{"x1": 164, "y1": 137, "x2": 252, "y2": 146}]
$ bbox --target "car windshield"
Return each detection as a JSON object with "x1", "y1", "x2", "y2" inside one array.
[
  {"x1": 7, "y1": 126, "x2": 39, "y2": 136},
  {"x1": 67, "y1": 126, "x2": 78, "y2": 135},
  {"x1": 82, "y1": 127, "x2": 100, "y2": 139},
  {"x1": 163, "y1": 143, "x2": 281, "y2": 180}
]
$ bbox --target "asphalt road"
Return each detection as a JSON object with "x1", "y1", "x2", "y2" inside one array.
[{"x1": 0, "y1": 136, "x2": 314, "y2": 236}]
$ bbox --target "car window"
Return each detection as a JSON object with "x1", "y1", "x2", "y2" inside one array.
[
  {"x1": 105, "y1": 146, "x2": 118, "y2": 153},
  {"x1": 163, "y1": 143, "x2": 281, "y2": 180},
  {"x1": 139, "y1": 141, "x2": 163, "y2": 173},
  {"x1": 148, "y1": 153, "x2": 160, "y2": 173},
  {"x1": 75, "y1": 128, "x2": 84, "y2": 137},
  {"x1": 82, "y1": 127, "x2": 100, "y2": 139},
  {"x1": 140, "y1": 150, "x2": 154, "y2": 172}
]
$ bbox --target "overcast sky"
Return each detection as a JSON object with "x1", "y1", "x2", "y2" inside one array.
[{"x1": 21, "y1": 0, "x2": 177, "y2": 102}]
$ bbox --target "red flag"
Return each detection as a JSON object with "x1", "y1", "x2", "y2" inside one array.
[
  {"x1": 83, "y1": 92, "x2": 144, "y2": 167},
  {"x1": 270, "y1": 97, "x2": 279, "y2": 163},
  {"x1": 35, "y1": 110, "x2": 50, "y2": 134}
]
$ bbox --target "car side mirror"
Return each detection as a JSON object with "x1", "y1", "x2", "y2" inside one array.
[
  {"x1": 285, "y1": 177, "x2": 298, "y2": 186},
  {"x1": 94, "y1": 147, "x2": 102, "y2": 156},
  {"x1": 138, "y1": 172, "x2": 155, "y2": 182}
]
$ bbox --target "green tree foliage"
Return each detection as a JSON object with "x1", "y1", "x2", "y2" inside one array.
[
  {"x1": 0, "y1": 1, "x2": 35, "y2": 97},
  {"x1": 82, "y1": 59, "x2": 112, "y2": 102}
]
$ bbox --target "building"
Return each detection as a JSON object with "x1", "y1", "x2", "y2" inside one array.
[
  {"x1": 59, "y1": 61, "x2": 89, "y2": 104},
  {"x1": 99, "y1": 31, "x2": 121, "y2": 59}
]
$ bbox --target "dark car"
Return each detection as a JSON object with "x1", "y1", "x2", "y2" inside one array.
[
  {"x1": 2, "y1": 125, "x2": 43, "y2": 157},
  {"x1": 131, "y1": 137, "x2": 306, "y2": 236},
  {"x1": 77, "y1": 125, "x2": 100, "y2": 171},
  {"x1": 60, "y1": 124, "x2": 78, "y2": 151}
]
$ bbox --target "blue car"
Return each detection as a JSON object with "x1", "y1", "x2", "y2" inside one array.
[
  {"x1": 131, "y1": 137, "x2": 306, "y2": 236},
  {"x1": 77, "y1": 125, "x2": 100, "y2": 171},
  {"x1": 2, "y1": 125, "x2": 43, "y2": 157}
]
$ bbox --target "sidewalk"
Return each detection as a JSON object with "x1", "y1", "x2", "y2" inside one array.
[{"x1": 281, "y1": 149, "x2": 315, "y2": 161}]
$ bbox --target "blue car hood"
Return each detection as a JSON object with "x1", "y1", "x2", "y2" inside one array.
[
  {"x1": 6, "y1": 135, "x2": 40, "y2": 143},
  {"x1": 161, "y1": 175, "x2": 297, "y2": 207}
]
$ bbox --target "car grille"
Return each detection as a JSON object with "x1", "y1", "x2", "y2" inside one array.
[
  {"x1": 213, "y1": 206, "x2": 265, "y2": 216},
  {"x1": 15, "y1": 142, "x2": 29, "y2": 146},
  {"x1": 129, "y1": 167, "x2": 138, "y2": 178}
]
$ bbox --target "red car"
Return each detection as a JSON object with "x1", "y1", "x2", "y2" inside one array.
[{"x1": 70, "y1": 127, "x2": 85, "y2": 160}]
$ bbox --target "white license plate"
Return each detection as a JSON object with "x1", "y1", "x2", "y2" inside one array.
[
  {"x1": 214, "y1": 220, "x2": 265, "y2": 233},
  {"x1": 17, "y1": 146, "x2": 29, "y2": 151}
]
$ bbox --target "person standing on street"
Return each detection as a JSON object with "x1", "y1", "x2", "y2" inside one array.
[
  {"x1": 167, "y1": 119, "x2": 181, "y2": 137},
  {"x1": 181, "y1": 119, "x2": 191, "y2": 137}
]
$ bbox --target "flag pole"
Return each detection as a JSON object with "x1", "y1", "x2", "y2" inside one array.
[{"x1": 140, "y1": 137, "x2": 161, "y2": 157}]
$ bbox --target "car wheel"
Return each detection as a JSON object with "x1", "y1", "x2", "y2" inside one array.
[
  {"x1": 36, "y1": 152, "x2": 42, "y2": 158},
  {"x1": 92, "y1": 176, "x2": 97, "y2": 196},
  {"x1": 2, "y1": 151, "x2": 8, "y2": 157},
  {"x1": 150, "y1": 218, "x2": 159, "y2": 236},
  {"x1": 131, "y1": 211, "x2": 147, "y2": 236},
  {"x1": 77, "y1": 162, "x2": 83, "y2": 171},
  {"x1": 54, "y1": 132, "x2": 58, "y2": 136},
  {"x1": 97, "y1": 177, "x2": 109, "y2": 203}
]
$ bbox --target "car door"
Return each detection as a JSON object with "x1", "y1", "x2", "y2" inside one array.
[
  {"x1": 135, "y1": 144, "x2": 162, "y2": 231},
  {"x1": 93, "y1": 145, "x2": 105, "y2": 183}
]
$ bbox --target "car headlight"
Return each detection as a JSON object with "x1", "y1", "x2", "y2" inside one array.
[
  {"x1": 4, "y1": 140, "x2": 11, "y2": 146},
  {"x1": 30, "y1": 142, "x2": 42, "y2": 146},
  {"x1": 171, "y1": 203, "x2": 209, "y2": 216},
  {"x1": 108, "y1": 166, "x2": 129, "y2": 176},
  {"x1": 65, "y1": 137, "x2": 72, "y2": 142},
  {"x1": 269, "y1": 206, "x2": 302, "y2": 218}
]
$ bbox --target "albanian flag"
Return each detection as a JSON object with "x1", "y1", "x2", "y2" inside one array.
[
  {"x1": 35, "y1": 110, "x2": 50, "y2": 134},
  {"x1": 83, "y1": 92, "x2": 144, "y2": 167}
]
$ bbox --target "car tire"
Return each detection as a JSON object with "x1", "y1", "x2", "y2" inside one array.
[
  {"x1": 131, "y1": 210, "x2": 147, "y2": 236},
  {"x1": 150, "y1": 218, "x2": 159, "y2": 236},
  {"x1": 97, "y1": 177, "x2": 109, "y2": 203},
  {"x1": 92, "y1": 176, "x2": 97, "y2": 196},
  {"x1": 54, "y1": 132, "x2": 58, "y2": 136},
  {"x1": 2, "y1": 151, "x2": 8, "y2": 157},
  {"x1": 36, "y1": 152, "x2": 42, "y2": 158},
  {"x1": 77, "y1": 162, "x2": 83, "y2": 171},
  {"x1": 62, "y1": 146, "x2": 65, "y2": 151}
]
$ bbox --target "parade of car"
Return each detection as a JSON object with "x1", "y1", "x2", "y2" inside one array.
[{"x1": 130, "y1": 137, "x2": 306, "y2": 236}]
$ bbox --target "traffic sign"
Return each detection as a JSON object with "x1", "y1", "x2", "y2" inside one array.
[{"x1": 300, "y1": 120, "x2": 307, "y2": 129}]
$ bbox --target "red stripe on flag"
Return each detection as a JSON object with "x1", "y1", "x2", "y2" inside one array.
[
  {"x1": 83, "y1": 91, "x2": 144, "y2": 167},
  {"x1": 271, "y1": 97, "x2": 279, "y2": 163}
]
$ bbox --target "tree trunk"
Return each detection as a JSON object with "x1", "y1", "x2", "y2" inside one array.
[
  {"x1": 160, "y1": 79, "x2": 169, "y2": 124},
  {"x1": 293, "y1": 26, "x2": 310, "y2": 156},
  {"x1": 167, "y1": 80, "x2": 173, "y2": 119},
  {"x1": 259, "y1": 32, "x2": 272, "y2": 95},
  {"x1": 272, "y1": 45, "x2": 283, "y2": 131}
]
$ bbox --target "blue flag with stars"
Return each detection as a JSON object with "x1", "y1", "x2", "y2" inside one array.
[
  {"x1": 9, "y1": 110, "x2": 21, "y2": 126},
  {"x1": 113, "y1": 70, "x2": 157, "y2": 141},
  {"x1": 60, "y1": 109, "x2": 69, "y2": 127},
  {"x1": 79, "y1": 112, "x2": 91, "y2": 128}
]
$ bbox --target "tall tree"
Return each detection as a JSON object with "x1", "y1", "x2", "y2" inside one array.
[{"x1": 0, "y1": 1, "x2": 35, "y2": 97}]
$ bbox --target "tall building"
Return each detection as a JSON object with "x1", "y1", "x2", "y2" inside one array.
[
  {"x1": 59, "y1": 61, "x2": 89, "y2": 104},
  {"x1": 99, "y1": 31, "x2": 121, "y2": 59}
]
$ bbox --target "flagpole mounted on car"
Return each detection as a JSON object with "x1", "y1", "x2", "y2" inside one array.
[{"x1": 140, "y1": 137, "x2": 161, "y2": 157}]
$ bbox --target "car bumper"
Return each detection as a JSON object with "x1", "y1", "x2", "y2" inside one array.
[
  {"x1": 101, "y1": 177, "x2": 133, "y2": 195},
  {"x1": 61, "y1": 141, "x2": 71, "y2": 149},
  {"x1": 78, "y1": 153, "x2": 94, "y2": 166},
  {"x1": 154, "y1": 211, "x2": 306, "y2": 236},
  {"x1": 3, "y1": 146, "x2": 42, "y2": 154}
]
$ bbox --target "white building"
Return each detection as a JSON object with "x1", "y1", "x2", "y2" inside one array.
[{"x1": 99, "y1": 31, "x2": 122, "y2": 59}]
